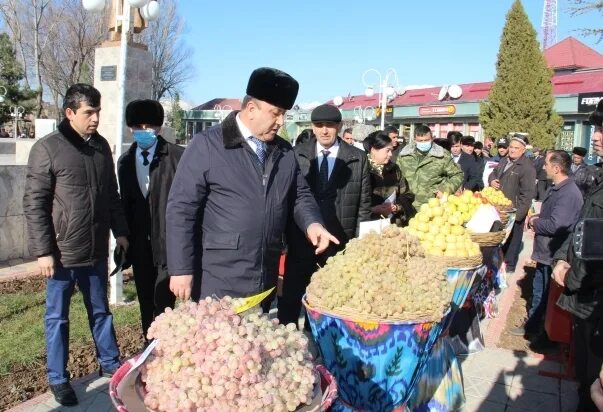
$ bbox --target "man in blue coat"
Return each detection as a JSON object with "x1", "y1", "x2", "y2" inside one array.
[{"x1": 166, "y1": 67, "x2": 338, "y2": 303}]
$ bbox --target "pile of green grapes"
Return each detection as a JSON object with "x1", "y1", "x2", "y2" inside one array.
[{"x1": 306, "y1": 226, "x2": 454, "y2": 321}]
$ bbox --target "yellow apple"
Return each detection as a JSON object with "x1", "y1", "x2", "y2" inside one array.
[
  {"x1": 428, "y1": 198, "x2": 440, "y2": 208},
  {"x1": 418, "y1": 213, "x2": 430, "y2": 223},
  {"x1": 417, "y1": 222, "x2": 429, "y2": 233},
  {"x1": 431, "y1": 206, "x2": 444, "y2": 217}
]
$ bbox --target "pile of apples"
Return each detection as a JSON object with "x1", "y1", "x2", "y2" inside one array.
[
  {"x1": 481, "y1": 187, "x2": 513, "y2": 208},
  {"x1": 406, "y1": 194, "x2": 481, "y2": 258}
]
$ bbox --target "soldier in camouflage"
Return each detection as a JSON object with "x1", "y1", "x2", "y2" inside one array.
[{"x1": 397, "y1": 124, "x2": 464, "y2": 209}]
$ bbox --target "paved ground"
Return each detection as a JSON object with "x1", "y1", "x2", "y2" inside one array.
[{"x1": 5, "y1": 234, "x2": 579, "y2": 412}]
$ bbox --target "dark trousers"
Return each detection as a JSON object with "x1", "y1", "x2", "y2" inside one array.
[
  {"x1": 132, "y1": 244, "x2": 175, "y2": 340},
  {"x1": 574, "y1": 315, "x2": 603, "y2": 412},
  {"x1": 45, "y1": 261, "x2": 120, "y2": 385},
  {"x1": 277, "y1": 257, "x2": 316, "y2": 331},
  {"x1": 502, "y1": 219, "x2": 525, "y2": 271},
  {"x1": 525, "y1": 263, "x2": 551, "y2": 333}
]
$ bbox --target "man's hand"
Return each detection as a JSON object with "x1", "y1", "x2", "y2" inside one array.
[
  {"x1": 306, "y1": 223, "x2": 339, "y2": 255},
  {"x1": 38, "y1": 255, "x2": 55, "y2": 278},
  {"x1": 116, "y1": 236, "x2": 129, "y2": 253},
  {"x1": 371, "y1": 204, "x2": 393, "y2": 216},
  {"x1": 169, "y1": 275, "x2": 193, "y2": 301},
  {"x1": 490, "y1": 179, "x2": 501, "y2": 189},
  {"x1": 552, "y1": 260, "x2": 571, "y2": 287},
  {"x1": 526, "y1": 215, "x2": 538, "y2": 231},
  {"x1": 590, "y1": 374, "x2": 603, "y2": 411}
]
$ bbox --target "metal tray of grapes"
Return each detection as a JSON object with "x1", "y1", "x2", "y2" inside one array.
[{"x1": 109, "y1": 352, "x2": 337, "y2": 412}]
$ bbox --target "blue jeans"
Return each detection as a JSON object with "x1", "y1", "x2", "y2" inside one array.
[
  {"x1": 525, "y1": 262, "x2": 551, "y2": 333},
  {"x1": 45, "y1": 261, "x2": 120, "y2": 385}
]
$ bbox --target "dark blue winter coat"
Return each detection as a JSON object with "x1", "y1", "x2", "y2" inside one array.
[{"x1": 166, "y1": 112, "x2": 323, "y2": 298}]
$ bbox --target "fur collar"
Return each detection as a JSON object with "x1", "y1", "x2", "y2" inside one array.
[
  {"x1": 58, "y1": 118, "x2": 103, "y2": 151},
  {"x1": 399, "y1": 141, "x2": 447, "y2": 158}
]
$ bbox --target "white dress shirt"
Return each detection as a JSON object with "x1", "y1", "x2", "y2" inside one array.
[
  {"x1": 135, "y1": 142, "x2": 157, "y2": 198},
  {"x1": 236, "y1": 114, "x2": 261, "y2": 153},
  {"x1": 316, "y1": 140, "x2": 340, "y2": 179}
]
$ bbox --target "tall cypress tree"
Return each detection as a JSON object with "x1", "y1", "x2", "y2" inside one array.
[{"x1": 480, "y1": 0, "x2": 563, "y2": 149}]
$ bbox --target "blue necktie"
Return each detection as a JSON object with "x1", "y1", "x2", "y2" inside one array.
[
  {"x1": 250, "y1": 137, "x2": 267, "y2": 165},
  {"x1": 319, "y1": 150, "x2": 330, "y2": 190}
]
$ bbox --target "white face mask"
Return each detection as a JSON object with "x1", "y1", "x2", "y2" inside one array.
[{"x1": 416, "y1": 141, "x2": 432, "y2": 152}]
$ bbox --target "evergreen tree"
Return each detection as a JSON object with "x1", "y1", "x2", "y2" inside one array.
[
  {"x1": 479, "y1": 0, "x2": 563, "y2": 150},
  {"x1": 0, "y1": 33, "x2": 36, "y2": 125},
  {"x1": 170, "y1": 93, "x2": 185, "y2": 141}
]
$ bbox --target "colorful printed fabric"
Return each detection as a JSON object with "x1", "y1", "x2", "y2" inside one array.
[{"x1": 305, "y1": 265, "x2": 485, "y2": 411}]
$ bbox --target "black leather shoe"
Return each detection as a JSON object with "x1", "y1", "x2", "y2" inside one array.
[
  {"x1": 49, "y1": 382, "x2": 78, "y2": 406},
  {"x1": 99, "y1": 363, "x2": 121, "y2": 378}
]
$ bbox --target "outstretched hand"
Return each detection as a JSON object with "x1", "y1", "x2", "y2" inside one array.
[{"x1": 306, "y1": 223, "x2": 339, "y2": 255}]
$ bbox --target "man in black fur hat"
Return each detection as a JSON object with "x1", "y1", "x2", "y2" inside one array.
[
  {"x1": 166, "y1": 68, "x2": 338, "y2": 305},
  {"x1": 117, "y1": 99, "x2": 184, "y2": 341}
]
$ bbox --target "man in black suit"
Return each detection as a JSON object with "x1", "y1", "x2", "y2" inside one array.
[
  {"x1": 117, "y1": 99, "x2": 184, "y2": 341},
  {"x1": 447, "y1": 131, "x2": 482, "y2": 191},
  {"x1": 278, "y1": 104, "x2": 372, "y2": 328}
]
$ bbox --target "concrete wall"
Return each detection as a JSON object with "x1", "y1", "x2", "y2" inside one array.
[{"x1": 0, "y1": 165, "x2": 29, "y2": 261}]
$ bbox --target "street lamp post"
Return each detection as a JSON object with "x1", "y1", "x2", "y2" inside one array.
[
  {"x1": 10, "y1": 106, "x2": 24, "y2": 139},
  {"x1": 362, "y1": 68, "x2": 401, "y2": 130},
  {"x1": 353, "y1": 106, "x2": 375, "y2": 124}
]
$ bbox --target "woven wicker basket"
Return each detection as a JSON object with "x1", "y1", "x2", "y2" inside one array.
[
  {"x1": 304, "y1": 300, "x2": 443, "y2": 323},
  {"x1": 469, "y1": 230, "x2": 506, "y2": 247},
  {"x1": 426, "y1": 253, "x2": 483, "y2": 269}
]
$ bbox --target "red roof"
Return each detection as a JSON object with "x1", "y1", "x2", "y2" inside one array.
[
  {"x1": 330, "y1": 70, "x2": 603, "y2": 109},
  {"x1": 544, "y1": 37, "x2": 603, "y2": 70},
  {"x1": 193, "y1": 98, "x2": 242, "y2": 111}
]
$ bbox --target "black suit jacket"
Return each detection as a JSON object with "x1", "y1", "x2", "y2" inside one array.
[
  {"x1": 288, "y1": 137, "x2": 371, "y2": 259},
  {"x1": 118, "y1": 136, "x2": 184, "y2": 267},
  {"x1": 457, "y1": 152, "x2": 483, "y2": 191}
]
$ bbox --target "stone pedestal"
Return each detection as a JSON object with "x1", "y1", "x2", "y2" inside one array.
[
  {"x1": 93, "y1": 41, "x2": 152, "y2": 153},
  {"x1": 15, "y1": 140, "x2": 36, "y2": 165}
]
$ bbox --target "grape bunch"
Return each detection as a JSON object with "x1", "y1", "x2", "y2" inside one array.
[
  {"x1": 306, "y1": 226, "x2": 453, "y2": 320},
  {"x1": 142, "y1": 297, "x2": 316, "y2": 412}
]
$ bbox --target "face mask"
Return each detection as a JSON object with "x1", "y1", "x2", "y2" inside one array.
[
  {"x1": 133, "y1": 129, "x2": 157, "y2": 149},
  {"x1": 416, "y1": 141, "x2": 432, "y2": 153}
]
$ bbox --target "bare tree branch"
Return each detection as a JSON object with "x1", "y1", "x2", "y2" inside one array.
[{"x1": 135, "y1": 0, "x2": 193, "y2": 100}]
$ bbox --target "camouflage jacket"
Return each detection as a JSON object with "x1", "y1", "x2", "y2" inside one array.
[{"x1": 397, "y1": 142, "x2": 463, "y2": 209}]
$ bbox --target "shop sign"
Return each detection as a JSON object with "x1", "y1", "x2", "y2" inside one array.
[
  {"x1": 375, "y1": 105, "x2": 394, "y2": 120},
  {"x1": 578, "y1": 92, "x2": 603, "y2": 113},
  {"x1": 418, "y1": 105, "x2": 456, "y2": 116}
]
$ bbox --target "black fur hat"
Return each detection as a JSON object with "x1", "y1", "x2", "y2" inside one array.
[
  {"x1": 125, "y1": 99, "x2": 164, "y2": 127},
  {"x1": 246, "y1": 67, "x2": 299, "y2": 110},
  {"x1": 588, "y1": 99, "x2": 603, "y2": 127},
  {"x1": 572, "y1": 146, "x2": 587, "y2": 157}
]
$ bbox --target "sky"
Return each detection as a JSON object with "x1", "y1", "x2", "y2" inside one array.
[{"x1": 176, "y1": 0, "x2": 602, "y2": 107}]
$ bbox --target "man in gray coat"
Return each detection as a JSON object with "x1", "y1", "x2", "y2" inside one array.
[{"x1": 167, "y1": 67, "x2": 337, "y2": 303}]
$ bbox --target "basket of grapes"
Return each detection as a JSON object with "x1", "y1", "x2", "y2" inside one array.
[
  {"x1": 303, "y1": 226, "x2": 484, "y2": 411},
  {"x1": 109, "y1": 297, "x2": 338, "y2": 412}
]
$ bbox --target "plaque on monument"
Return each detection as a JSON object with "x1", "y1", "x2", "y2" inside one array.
[{"x1": 101, "y1": 65, "x2": 117, "y2": 81}]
